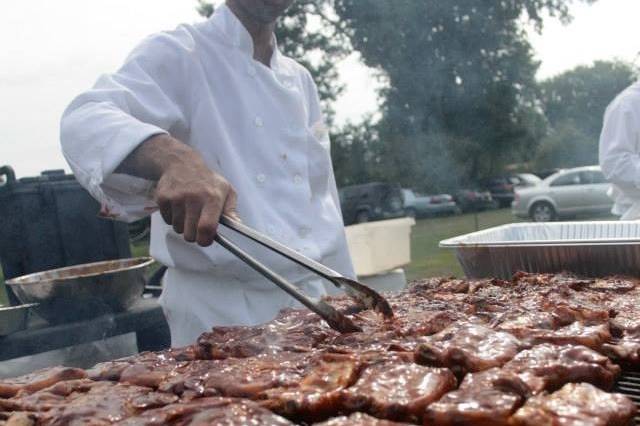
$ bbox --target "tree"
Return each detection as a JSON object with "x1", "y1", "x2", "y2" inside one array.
[
  {"x1": 330, "y1": 120, "x2": 378, "y2": 186},
  {"x1": 334, "y1": 0, "x2": 592, "y2": 191},
  {"x1": 534, "y1": 121, "x2": 595, "y2": 170},
  {"x1": 535, "y1": 60, "x2": 637, "y2": 169},
  {"x1": 197, "y1": 0, "x2": 349, "y2": 121}
]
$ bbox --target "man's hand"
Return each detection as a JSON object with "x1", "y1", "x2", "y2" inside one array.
[
  {"x1": 116, "y1": 134, "x2": 237, "y2": 246},
  {"x1": 155, "y1": 160, "x2": 237, "y2": 246}
]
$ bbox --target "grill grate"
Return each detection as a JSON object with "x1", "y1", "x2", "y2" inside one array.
[{"x1": 614, "y1": 370, "x2": 640, "y2": 424}]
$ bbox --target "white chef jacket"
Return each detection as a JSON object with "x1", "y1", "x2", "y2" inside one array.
[
  {"x1": 599, "y1": 81, "x2": 640, "y2": 220},
  {"x1": 60, "y1": 3, "x2": 355, "y2": 346}
]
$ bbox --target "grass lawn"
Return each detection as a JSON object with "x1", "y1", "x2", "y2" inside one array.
[
  {"x1": 405, "y1": 208, "x2": 518, "y2": 281},
  {"x1": 405, "y1": 209, "x2": 616, "y2": 281}
]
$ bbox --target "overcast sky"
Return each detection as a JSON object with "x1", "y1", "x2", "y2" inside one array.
[{"x1": 1, "y1": 0, "x2": 639, "y2": 178}]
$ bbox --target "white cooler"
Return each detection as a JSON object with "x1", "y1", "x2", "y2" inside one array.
[{"x1": 345, "y1": 217, "x2": 415, "y2": 292}]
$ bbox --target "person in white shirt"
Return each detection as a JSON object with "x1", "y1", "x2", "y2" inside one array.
[
  {"x1": 60, "y1": 0, "x2": 355, "y2": 346},
  {"x1": 599, "y1": 81, "x2": 640, "y2": 220}
]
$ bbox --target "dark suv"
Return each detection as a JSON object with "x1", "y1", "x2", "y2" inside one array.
[
  {"x1": 339, "y1": 182, "x2": 406, "y2": 225},
  {"x1": 481, "y1": 176, "x2": 519, "y2": 208},
  {"x1": 481, "y1": 173, "x2": 543, "y2": 208}
]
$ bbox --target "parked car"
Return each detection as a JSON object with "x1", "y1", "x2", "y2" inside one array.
[
  {"x1": 339, "y1": 182, "x2": 405, "y2": 225},
  {"x1": 454, "y1": 189, "x2": 496, "y2": 213},
  {"x1": 402, "y1": 189, "x2": 460, "y2": 218},
  {"x1": 516, "y1": 173, "x2": 543, "y2": 187},
  {"x1": 512, "y1": 165, "x2": 613, "y2": 222},
  {"x1": 481, "y1": 173, "x2": 543, "y2": 208},
  {"x1": 535, "y1": 168, "x2": 562, "y2": 179}
]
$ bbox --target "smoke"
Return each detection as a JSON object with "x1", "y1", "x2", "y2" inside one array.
[{"x1": 0, "y1": 333, "x2": 137, "y2": 379}]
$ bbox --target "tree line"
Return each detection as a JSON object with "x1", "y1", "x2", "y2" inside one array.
[{"x1": 199, "y1": 0, "x2": 637, "y2": 193}]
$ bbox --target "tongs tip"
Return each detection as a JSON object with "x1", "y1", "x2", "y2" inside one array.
[{"x1": 332, "y1": 277, "x2": 395, "y2": 320}]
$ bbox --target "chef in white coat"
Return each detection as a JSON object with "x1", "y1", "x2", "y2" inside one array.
[
  {"x1": 599, "y1": 81, "x2": 640, "y2": 220},
  {"x1": 60, "y1": 0, "x2": 355, "y2": 346}
]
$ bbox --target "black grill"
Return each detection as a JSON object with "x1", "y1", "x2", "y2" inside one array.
[{"x1": 614, "y1": 370, "x2": 640, "y2": 424}]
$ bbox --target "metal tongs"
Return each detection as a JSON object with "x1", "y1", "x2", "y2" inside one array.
[{"x1": 214, "y1": 215, "x2": 394, "y2": 333}]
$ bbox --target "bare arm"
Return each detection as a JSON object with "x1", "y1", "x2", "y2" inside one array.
[{"x1": 116, "y1": 134, "x2": 237, "y2": 246}]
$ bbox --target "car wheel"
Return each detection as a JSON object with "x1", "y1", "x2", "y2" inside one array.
[
  {"x1": 530, "y1": 202, "x2": 556, "y2": 222},
  {"x1": 355, "y1": 210, "x2": 370, "y2": 223},
  {"x1": 405, "y1": 208, "x2": 416, "y2": 218}
]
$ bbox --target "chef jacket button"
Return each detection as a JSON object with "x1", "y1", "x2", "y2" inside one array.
[
  {"x1": 247, "y1": 65, "x2": 257, "y2": 77},
  {"x1": 256, "y1": 174, "x2": 266, "y2": 183},
  {"x1": 294, "y1": 174, "x2": 303, "y2": 184},
  {"x1": 254, "y1": 116, "x2": 264, "y2": 127}
]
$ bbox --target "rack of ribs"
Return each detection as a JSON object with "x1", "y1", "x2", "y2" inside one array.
[
  {"x1": 424, "y1": 388, "x2": 522, "y2": 426},
  {"x1": 501, "y1": 344, "x2": 620, "y2": 394},
  {"x1": 196, "y1": 309, "x2": 336, "y2": 360},
  {"x1": 0, "y1": 379, "x2": 97, "y2": 414},
  {"x1": 262, "y1": 353, "x2": 361, "y2": 422},
  {"x1": 87, "y1": 347, "x2": 198, "y2": 383},
  {"x1": 414, "y1": 321, "x2": 521, "y2": 375},
  {"x1": 502, "y1": 321, "x2": 612, "y2": 350},
  {"x1": 423, "y1": 367, "x2": 529, "y2": 426},
  {"x1": 1, "y1": 380, "x2": 178, "y2": 425},
  {"x1": 342, "y1": 359, "x2": 456, "y2": 423},
  {"x1": 119, "y1": 397, "x2": 294, "y2": 425},
  {"x1": 157, "y1": 352, "x2": 314, "y2": 400},
  {"x1": 0, "y1": 367, "x2": 87, "y2": 399},
  {"x1": 316, "y1": 412, "x2": 412, "y2": 425},
  {"x1": 510, "y1": 382, "x2": 636, "y2": 426}
]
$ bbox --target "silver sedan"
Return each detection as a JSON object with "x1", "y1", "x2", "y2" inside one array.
[{"x1": 512, "y1": 166, "x2": 613, "y2": 222}]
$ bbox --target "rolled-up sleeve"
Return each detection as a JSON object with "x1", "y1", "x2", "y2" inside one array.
[
  {"x1": 599, "y1": 96, "x2": 640, "y2": 190},
  {"x1": 60, "y1": 30, "x2": 192, "y2": 222}
]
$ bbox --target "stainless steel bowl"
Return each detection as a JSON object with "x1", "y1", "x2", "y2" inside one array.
[
  {"x1": 0, "y1": 303, "x2": 38, "y2": 336},
  {"x1": 5, "y1": 257, "x2": 154, "y2": 324}
]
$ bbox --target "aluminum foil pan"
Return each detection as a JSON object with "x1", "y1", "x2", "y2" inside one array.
[{"x1": 439, "y1": 221, "x2": 640, "y2": 279}]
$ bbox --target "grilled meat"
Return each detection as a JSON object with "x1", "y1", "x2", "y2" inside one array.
[
  {"x1": 315, "y1": 412, "x2": 411, "y2": 425},
  {"x1": 2, "y1": 273, "x2": 640, "y2": 425},
  {"x1": 342, "y1": 361, "x2": 456, "y2": 422},
  {"x1": 0, "y1": 368, "x2": 86, "y2": 399},
  {"x1": 501, "y1": 344, "x2": 620, "y2": 394},
  {"x1": 414, "y1": 322, "x2": 521, "y2": 375},
  {"x1": 119, "y1": 397, "x2": 294, "y2": 425},
  {"x1": 511, "y1": 382, "x2": 636, "y2": 426},
  {"x1": 261, "y1": 353, "x2": 361, "y2": 422},
  {"x1": 424, "y1": 388, "x2": 522, "y2": 426}
]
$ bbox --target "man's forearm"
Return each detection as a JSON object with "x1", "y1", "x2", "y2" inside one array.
[
  {"x1": 115, "y1": 134, "x2": 205, "y2": 181},
  {"x1": 114, "y1": 133, "x2": 237, "y2": 246}
]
